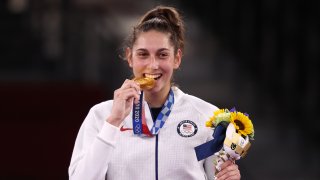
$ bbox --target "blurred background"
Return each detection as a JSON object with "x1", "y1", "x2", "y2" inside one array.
[{"x1": 0, "y1": 0, "x2": 319, "y2": 179}]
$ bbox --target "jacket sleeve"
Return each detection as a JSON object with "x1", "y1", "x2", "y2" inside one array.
[
  {"x1": 68, "y1": 103, "x2": 120, "y2": 180},
  {"x1": 203, "y1": 122, "x2": 217, "y2": 179},
  {"x1": 203, "y1": 146, "x2": 216, "y2": 179}
]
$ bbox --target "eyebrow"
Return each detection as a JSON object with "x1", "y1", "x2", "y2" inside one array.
[
  {"x1": 158, "y1": 48, "x2": 170, "y2": 52},
  {"x1": 135, "y1": 48, "x2": 170, "y2": 52}
]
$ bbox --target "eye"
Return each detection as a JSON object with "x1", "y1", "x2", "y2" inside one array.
[
  {"x1": 136, "y1": 51, "x2": 149, "y2": 58},
  {"x1": 159, "y1": 52, "x2": 169, "y2": 59}
]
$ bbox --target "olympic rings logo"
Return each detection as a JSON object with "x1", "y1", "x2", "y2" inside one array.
[{"x1": 134, "y1": 124, "x2": 141, "y2": 134}]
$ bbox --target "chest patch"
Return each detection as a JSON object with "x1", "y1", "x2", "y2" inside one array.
[{"x1": 177, "y1": 120, "x2": 198, "y2": 137}]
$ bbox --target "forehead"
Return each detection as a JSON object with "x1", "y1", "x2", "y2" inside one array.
[{"x1": 133, "y1": 30, "x2": 173, "y2": 51}]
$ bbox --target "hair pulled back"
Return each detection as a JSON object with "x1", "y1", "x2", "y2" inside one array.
[{"x1": 124, "y1": 6, "x2": 185, "y2": 56}]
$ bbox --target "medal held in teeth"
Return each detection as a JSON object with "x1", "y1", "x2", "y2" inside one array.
[{"x1": 133, "y1": 77, "x2": 155, "y2": 90}]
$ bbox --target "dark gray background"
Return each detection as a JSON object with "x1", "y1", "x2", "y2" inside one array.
[{"x1": 0, "y1": 0, "x2": 319, "y2": 179}]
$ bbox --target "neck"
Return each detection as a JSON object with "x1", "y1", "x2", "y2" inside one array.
[{"x1": 145, "y1": 86, "x2": 171, "y2": 108}]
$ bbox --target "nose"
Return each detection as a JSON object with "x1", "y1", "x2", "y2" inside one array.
[{"x1": 149, "y1": 56, "x2": 159, "y2": 69}]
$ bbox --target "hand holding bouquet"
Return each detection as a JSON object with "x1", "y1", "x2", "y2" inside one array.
[{"x1": 206, "y1": 108, "x2": 254, "y2": 173}]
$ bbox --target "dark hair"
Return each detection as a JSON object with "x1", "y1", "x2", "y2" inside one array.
[{"x1": 123, "y1": 6, "x2": 185, "y2": 58}]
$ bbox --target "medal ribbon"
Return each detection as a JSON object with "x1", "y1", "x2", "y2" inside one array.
[
  {"x1": 132, "y1": 91, "x2": 143, "y2": 135},
  {"x1": 132, "y1": 88, "x2": 174, "y2": 136}
]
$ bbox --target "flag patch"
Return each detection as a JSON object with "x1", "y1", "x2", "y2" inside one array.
[{"x1": 177, "y1": 120, "x2": 198, "y2": 137}]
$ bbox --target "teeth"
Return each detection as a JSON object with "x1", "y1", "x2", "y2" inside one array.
[{"x1": 145, "y1": 74, "x2": 161, "y2": 79}]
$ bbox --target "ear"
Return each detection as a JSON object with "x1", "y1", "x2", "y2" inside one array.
[
  {"x1": 126, "y1": 47, "x2": 133, "y2": 67},
  {"x1": 173, "y1": 49, "x2": 182, "y2": 69}
]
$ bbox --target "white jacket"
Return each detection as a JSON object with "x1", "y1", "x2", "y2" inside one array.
[{"x1": 69, "y1": 87, "x2": 218, "y2": 180}]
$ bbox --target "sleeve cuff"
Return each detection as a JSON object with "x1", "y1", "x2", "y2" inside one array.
[{"x1": 97, "y1": 122, "x2": 120, "y2": 147}]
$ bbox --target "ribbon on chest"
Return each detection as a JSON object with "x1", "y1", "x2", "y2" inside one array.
[{"x1": 132, "y1": 88, "x2": 174, "y2": 137}]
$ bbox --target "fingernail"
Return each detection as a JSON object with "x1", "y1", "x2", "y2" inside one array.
[{"x1": 137, "y1": 90, "x2": 141, "y2": 95}]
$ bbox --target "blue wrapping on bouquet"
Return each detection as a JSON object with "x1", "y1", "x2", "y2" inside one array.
[{"x1": 194, "y1": 121, "x2": 229, "y2": 161}]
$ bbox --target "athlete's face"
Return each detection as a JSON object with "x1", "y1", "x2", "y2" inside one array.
[{"x1": 127, "y1": 30, "x2": 181, "y2": 93}]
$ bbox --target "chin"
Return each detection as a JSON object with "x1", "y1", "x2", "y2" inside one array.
[{"x1": 146, "y1": 87, "x2": 160, "y2": 93}]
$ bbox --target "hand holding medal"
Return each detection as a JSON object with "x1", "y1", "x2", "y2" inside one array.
[{"x1": 107, "y1": 77, "x2": 155, "y2": 126}]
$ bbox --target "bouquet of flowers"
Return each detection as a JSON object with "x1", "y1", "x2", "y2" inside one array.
[{"x1": 205, "y1": 108, "x2": 254, "y2": 174}]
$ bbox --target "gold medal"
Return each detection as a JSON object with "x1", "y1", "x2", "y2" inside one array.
[{"x1": 133, "y1": 77, "x2": 155, "y2": 90}]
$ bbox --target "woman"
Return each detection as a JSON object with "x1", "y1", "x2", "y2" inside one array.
[{"x1": 69, "y1": 6, "x2": 241, "y2": 180}]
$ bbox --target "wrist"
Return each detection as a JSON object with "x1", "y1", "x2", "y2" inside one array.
[{"x1": 106, "y1": 115, "x2": 123, "y2": 127}]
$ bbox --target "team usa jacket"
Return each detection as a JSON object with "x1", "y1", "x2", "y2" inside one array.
[{"x1": 69, "y1": 87, "x2": 219, "y2": 180}]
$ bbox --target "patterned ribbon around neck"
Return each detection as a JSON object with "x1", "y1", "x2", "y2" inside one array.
[{"x1": 132, "y1": 88, "x2": 174, "y2": 136}]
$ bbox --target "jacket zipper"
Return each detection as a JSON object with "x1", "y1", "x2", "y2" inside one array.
[
  {"x1": 149, "y1": 106, "x2": 161, "y2": 180},
  {"x1": 155, "y1": 134, "x2": 159, "y2": 180}
]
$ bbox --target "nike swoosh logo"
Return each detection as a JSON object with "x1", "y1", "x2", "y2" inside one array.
[{"x1": 120, "y1": 125, "x2": 133, "y2": 132}]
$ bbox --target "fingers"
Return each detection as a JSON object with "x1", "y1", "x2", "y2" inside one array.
[
  {"x1": 216, "y1": 161, "x2": 241, "y2": 180},
  {"x1": 107, "y1": 79, "x2": 142, "y2": 127},
  {"x1": 115, "y1": 87, "x2": 140, "y2": 103},
  {"x1": 120, "y1": 79, "x2": 141, "y2": 93},
  {"x1": 108, "y1": 80, "x2": 141, "y2": 126},
  {"x1": 219, "y1": 160, "x2": 233, "y2": 170},
  {"x1": 115, "y1": 79, "x2": 141, "y2": 103}
]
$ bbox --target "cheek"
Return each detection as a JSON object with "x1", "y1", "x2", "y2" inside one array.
[
  {"x1": 161, "y1": 63, "x2": 174, "y2": 76},
  {"x1": 132, "y1": 61, "x2": 147, "y2": 73}
]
